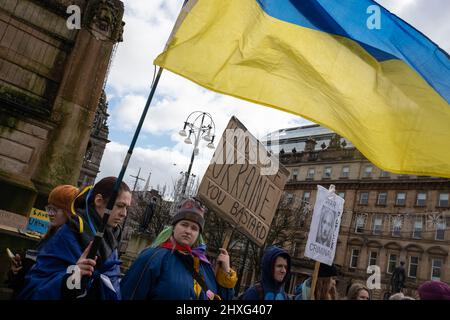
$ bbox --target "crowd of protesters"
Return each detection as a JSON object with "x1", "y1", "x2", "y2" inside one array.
[{"x1": 4, "y1": 179, "x2": 450, "y2": 300}]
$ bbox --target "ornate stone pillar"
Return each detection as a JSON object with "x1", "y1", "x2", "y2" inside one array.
[{"x1": 32, "y1": 0, "x2": 124, "y2": 199}]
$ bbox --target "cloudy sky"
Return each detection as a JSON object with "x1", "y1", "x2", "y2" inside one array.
[{"x1": 97, "y1": 0, "x2": 450, "y2": 197}]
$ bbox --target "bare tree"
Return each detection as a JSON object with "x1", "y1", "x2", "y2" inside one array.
[
  {"x1": 202, "y1": 210, "x2": 231, "y2": 253},
  {"x1": 126, "y1": 191, "x2": 173, "y2": 240}
]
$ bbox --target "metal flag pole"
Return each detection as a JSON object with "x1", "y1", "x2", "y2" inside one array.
[
  {"x1": 87, "y1": 67, "x2": 164, "y2": 259},
  {"x1": 85, "y1": 0, "x2": 192, "y2": 260}
]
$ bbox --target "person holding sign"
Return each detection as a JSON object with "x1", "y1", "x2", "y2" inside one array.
[
  {"x1": 6, "y1": 185, "x2": 79, "y2": 299},
  {"x1": 18, "y1": 177, "x2": 131, "y2": 300},
  {"x1": 295, "y1": 264, "x2": 339, "y2": 300},
  {"x1": 121, "y1": 198, "x2": 237, "y2": 300},
  {"x1": 241, "y1": 246, "x2": 291, "y2": 300}
]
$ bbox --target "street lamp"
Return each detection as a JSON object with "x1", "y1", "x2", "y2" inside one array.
[
  {"x1": 179, "y1": 111, "x2": 216, "y2": 197},
  {"x1": 184, "y1": 134, "x2": 193, "y2": 144},
  {"x1": 179, "y1": 122, "x2": 189, "y2": 137},
  {"x1": 207, "y1": 135, "x2": 216, "y2": 149}
]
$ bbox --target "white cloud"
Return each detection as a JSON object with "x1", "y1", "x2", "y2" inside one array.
[
  {"x1": 98, "y1": 141, "x2": 192, "y2": 197},
  {"x1": 98, "y1": 136, "x2": 228, "y2": 200},
  {"x1": 376, "y1": 0, "x2": 450, "y2": 51},
  {"x1": 376, "y1": 0, "x2": 417, "y2": 15},
  {"x1": 109, "y1": 70, "x2": 305, "y2": 138}
]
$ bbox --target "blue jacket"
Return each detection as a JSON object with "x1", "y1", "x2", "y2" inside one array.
[
  {"x1": 121, "y1": 247, "x2": 235, "y2": 300},
  {"x1": 242, "y1": 246, "x2": 291, "y2": 300},
  {"x1": 18, "y1": 224, "x2": 121, "y2": 300},
  {"x1": 295, "y1": 278, "x2": 312, "y2": 300}
]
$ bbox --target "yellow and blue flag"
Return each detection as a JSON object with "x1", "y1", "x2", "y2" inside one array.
[{"x1": 155, "y1": 0, "x2": 450, "y2": 178}]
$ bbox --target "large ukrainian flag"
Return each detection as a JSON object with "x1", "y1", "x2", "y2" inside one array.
[{"x1": 155, "y1": 0, "x2": 450, "y2": 178}]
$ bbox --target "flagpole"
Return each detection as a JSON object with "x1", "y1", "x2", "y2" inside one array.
[
  {"x1": 85, "y1": 0, "x2": 192, "y2": 261},
  {"x1": 86, "y1": 67, "x2": 164, "y2": 259}
]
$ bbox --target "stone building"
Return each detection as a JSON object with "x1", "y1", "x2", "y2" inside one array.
[
  {"x1": 265, "y1": 124, "x2": 450, "y2": 299},
  {"x1": 0, "y1": 0, "x2": 123, "y2": 297},
  {"x1": 0, "y1": 0, "x2": 123, "y2": 215},
  {"x1": 78, "y1": 89, "x2": 110, "y2": 187}
]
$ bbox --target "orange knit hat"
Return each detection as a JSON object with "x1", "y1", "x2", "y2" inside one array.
[{"x1": 47, "y1": 185, "x2": 79, "y2": 216}]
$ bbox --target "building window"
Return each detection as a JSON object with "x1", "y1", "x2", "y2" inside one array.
[
  {"x1": 359, "y1": 192, "x2": 369, "y2": 205},
  {"x1": 363, "y1": 165, "x2": 373, "y2": 178},
  {"x1": 355, "y1": 215, "x2": 365, "y2": 233},
  {"x1": 412, "y1": 216, "x2": 423, "y2": 239},
  {"x1": 387, "y1": 254, "x2": 398, "y2": 274},
  {"x1": 368, "y1": 251, "x2": 378, "y2": 267},
  {"x1": 307, "y1": 168, "x2": 315, "y2": 180},
  {"x1": 438, "y1": 193, "x2": 449, "y2": 207},
  {"x1": 391, "y1": 216, "x2": 402, "y2": 237},
  {"x1": 377, "y1": 192, "x2": 387, "y2": 205},
  {"x1": 338, "y1": 192, "x2": 345, "y2": 200},
  {"x1": 435, "y1": 221, "x2": 446, "y2": 241},
  {"x1": 431, "y1": 259, "x2": 443, "y2": 281},
  {"x1": 380, "y1": 170, "x2": 390, "y2": 178},
  {"x1": 395, "y1": 192, "x2": 406, "y2": 206},
  {"x1": 341, "y1": 166, "x2": 349, "y2": 178},
  {"x1": 302, "y1": 191, "x2": 311, "y2": 203},
  {"x1": 416, "y1": 192, "x2": 427, "y2": 206},
  {"x1": 373, "y1": 216, "x2": 383, "y2": 235},
  {"x1": 408, "y1": 256, "x2": 419, "y2": 278},
  {"x1": 291, "y1": 169, "x2": 299, "y2": 181},
  {"x1": 323, "y1": 167, "x2": 332, "y2": 179},
  {"x1": 350, "y1": 249, "x2": 359, "y2": 268}
]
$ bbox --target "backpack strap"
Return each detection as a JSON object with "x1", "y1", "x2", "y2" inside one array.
[{"x1": 175, "y1": 251, "x2": 215, "y2": 298}]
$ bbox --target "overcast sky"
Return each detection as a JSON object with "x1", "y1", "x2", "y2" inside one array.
[{"x1": 97, "y1": 0, "x2": 450, "y2": 197}]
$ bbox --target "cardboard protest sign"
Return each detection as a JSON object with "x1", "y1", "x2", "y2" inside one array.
[
  {"x1": 26, "y1": 208, "x2": 50, "y2": 235},
  {"x1": 305, "y1": 185, "x2": 344, "y2": 266},
  {"x1": 198, "y1": 116, "x2": 289, "y2": 246}
]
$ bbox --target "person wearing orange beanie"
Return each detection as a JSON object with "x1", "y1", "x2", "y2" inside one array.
[
  {"x1": 19, "y1": 177, "x2": 132, "y2": 300},
  {"x1": 46, "y1": 185, "x2": 79, "y2": 230},
  {"x1": 6, "y1": 184, "x2": 78, "y2": 299}
]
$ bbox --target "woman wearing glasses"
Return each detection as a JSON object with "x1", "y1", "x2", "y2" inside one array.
[
  {"x1": 121, "y1": 198, "x2": 237, "y2": 300},
  {"x1": 6, "y1": 185, "x2": 79, "y2": 299}
]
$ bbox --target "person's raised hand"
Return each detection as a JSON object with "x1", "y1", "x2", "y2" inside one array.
[
  {"x1": 76, "y1": 241, "x2": 97, "y2": 278},
  {"x1": 10, "y1": 254, "x2": 22, "y2": 275},
  {"x1": 216, "y1": 248, "x2": 231, "y2": 273}
]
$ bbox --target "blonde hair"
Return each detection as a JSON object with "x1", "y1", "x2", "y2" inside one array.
[
  {"x1": 389, "y1": 292, "x2": 415, "y2": 300},
  {"x1": 346, "y1": 282, "x2": 370, "y2": 300},
  {"x1": 315, "y1": 277, "x2": 338, "y2": 300}
]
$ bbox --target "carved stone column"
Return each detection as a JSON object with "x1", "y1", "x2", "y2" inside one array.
[{"x1": 32, "y1": 0, "x2": 124, "y2": 205}]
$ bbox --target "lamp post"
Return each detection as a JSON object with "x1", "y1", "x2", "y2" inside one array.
[{"x1": 179, "y1": 111, "x2": 216, "y2": 197}]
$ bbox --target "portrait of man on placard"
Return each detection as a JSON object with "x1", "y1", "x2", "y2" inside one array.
[{"x1": 315, "y1": 205, "x2": 336, "y2": 248}]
